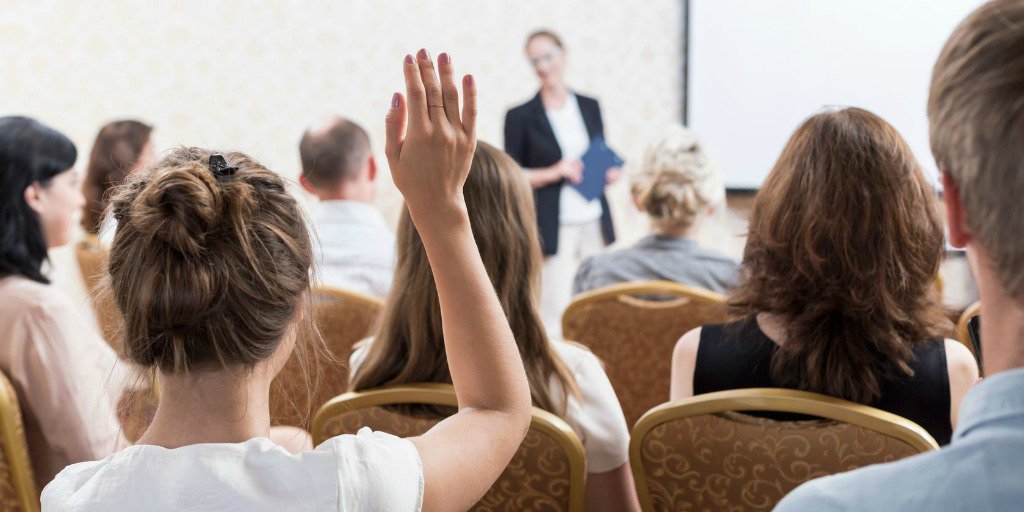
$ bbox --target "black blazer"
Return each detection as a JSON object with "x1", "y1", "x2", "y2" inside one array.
[{"x1": 504, "y1": 92, "x2": 616, "y2": 256}]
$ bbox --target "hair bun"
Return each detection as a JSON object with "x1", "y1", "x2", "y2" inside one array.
[{"x1": 130, "y1": 164, "x2": 222, "y2": 255}]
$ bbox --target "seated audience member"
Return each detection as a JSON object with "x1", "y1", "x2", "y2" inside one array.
[
  {"x1": 0, "y1": 116, "x2": 130, "y2": 490},
  {"x1": 670, "y1": 107, "x2": 978, "y2": 446},
  {"x1": 81, "y1": 119, "x2": 155, "y2": 245},
  {"x1": 299, "y1": 116, "x2": 395, "y2": 298},
  {"x1": 777, "y1": 2, "x2": 1024, "y2": 510},
  {"x1": 573, "y1": 125, "x2": 738, "y2": 295},
  {"x1": 44, "y1": 51, "x2": 534, "y2": 512},
  {"x1": 350, "y1": 141, "x2": 640, "y2": 512}
]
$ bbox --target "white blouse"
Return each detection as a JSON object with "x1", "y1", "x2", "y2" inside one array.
[
  {"x1": 546, "y1": 93, "x2": 604, "y2": 226},
  {"x1": 350, "y1": 339, "x2": 630, "y2": 473},
  {"x1": 42, "y1": 428, "x2": 423, "y2": 512}
]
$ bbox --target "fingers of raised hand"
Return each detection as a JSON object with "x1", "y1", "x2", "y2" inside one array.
[
  {"x1": 416, "y1": 49, "x2": 446, "y2": 126},
  {"x1": 461, "y1": 74, "x2": 477, "y2": 140},
  {"x1": 437, "y1": 53, "x2": 463, "y2": 129},
  {"x1": 384, "y1": 92, "x2": 407, "y2": 165},
  {"x1": 403, "y1": 54, "x2": 428, "y2": 130}
]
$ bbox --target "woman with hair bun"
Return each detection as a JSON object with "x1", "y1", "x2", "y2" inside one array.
[
  {"x1": 44, "y1": 50, "x2": 532, "y2": 512},
  {"x1": 573, "y1": 125, "x2": 738, "y2": 295}
]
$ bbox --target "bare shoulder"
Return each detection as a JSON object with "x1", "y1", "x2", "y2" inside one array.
[
  {"x1": 673, "y1": 327, "x2": 703, "y2": 360},
  {"x1": 943, "y1": 338, "x2": 980, "y2": 383}
]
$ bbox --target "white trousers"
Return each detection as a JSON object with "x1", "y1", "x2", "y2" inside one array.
[{"x1": 540, "y1": 220, "x2": 605, "y2": 338}]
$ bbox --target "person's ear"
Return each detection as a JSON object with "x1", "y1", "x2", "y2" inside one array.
[
  {"x1": 942, "y1": 171, "x2": 970, "y2": 248},
  {"x1": 298, "y1": 173, "x2": 316, "y2": 195},
  {"x1": 23, "y1": 183, "x2": 45, "y2": 215},
  {"x1": 367, "y1": 155, "x2": 378, "y2": 183},
  {"x1": 631, "y1": 193, "x2": 642, "y2": 212}
]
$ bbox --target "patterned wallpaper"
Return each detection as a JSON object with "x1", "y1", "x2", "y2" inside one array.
[
  {"x1": 1, "y1": 0, "x2": 684, "y2": 231},
  {"x1": 1, "y1": 0, "x2": 706, "y2": 304}
]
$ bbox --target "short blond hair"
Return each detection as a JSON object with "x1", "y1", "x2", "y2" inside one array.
[
  {"x1": 929, "y1": 0, "x2": 1024, "y2": 304},
  {"x1": 630, "y1": 125, "x2": 723, "y2": 233}
]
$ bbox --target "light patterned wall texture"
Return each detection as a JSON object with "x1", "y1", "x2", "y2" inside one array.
[
  {"x1": 2, "y1": 1, "x2": 729, "y2": 310},
  {"x1": 1, "y1": 0, "x2": 685, "y2": 234}
]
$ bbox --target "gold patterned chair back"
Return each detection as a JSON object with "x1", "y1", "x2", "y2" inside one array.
[
  {"x1": 74, "y1": 235, "x2": 119, "y2": 348},
  {"x1": 313, "y1": 383, "x2": 587, "y2": 512},
  {"x1": 955, "y1": 301, "x2": 981, "y2": 360},
  {"x1": 270, "y1": 286, "x2": 383, "y2": 427},
  {"x1": 630, "y1": 388, "x2": 939, "y2": 512},
  {"x1": 0, "y1": 371, "x2": 39, "y2": 512},
  {"x1": 74, "y1": 234, "x2": 104, "y2": 295},
  {"x1": 562, "y1": 281, "x2": 730, "y2": 427}
]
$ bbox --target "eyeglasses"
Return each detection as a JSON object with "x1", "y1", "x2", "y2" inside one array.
[{"x1": 528, "y1": 50, "x2": 561, "y2": 67}]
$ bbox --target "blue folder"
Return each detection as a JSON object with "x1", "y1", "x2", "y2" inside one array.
[{"x1": 575, "y1": 136, "x2": 624, "y2": 202}]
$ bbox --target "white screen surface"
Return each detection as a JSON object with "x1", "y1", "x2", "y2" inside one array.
[{"x1": 689, "y1": 0, "x2": 983, "y2": 190}]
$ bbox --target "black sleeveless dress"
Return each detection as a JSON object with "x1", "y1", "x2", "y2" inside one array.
[{"x1": 694, "y1": 316, "x2": 953, "y2": 445}]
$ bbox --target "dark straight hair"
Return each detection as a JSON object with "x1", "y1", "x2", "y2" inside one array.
[{"x1": 0, "y1": 116, "x2": 78, "y2": 283}]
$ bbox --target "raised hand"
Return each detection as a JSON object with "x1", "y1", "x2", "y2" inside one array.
[{"x1": 385, "y1": 49, "x2": 477, "y2": 218}]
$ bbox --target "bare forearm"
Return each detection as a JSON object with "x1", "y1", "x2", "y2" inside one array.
[
  {"x1": 525, "y1": 165, "x2": 561, "y2": 188},
  {"x1": 411, "y1": 206, "x2": 530, "y2": 415}
]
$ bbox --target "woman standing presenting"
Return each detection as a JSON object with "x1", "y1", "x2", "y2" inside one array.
[{"x1": 505, "y1": 30, "x2": 618, "y2": 335}]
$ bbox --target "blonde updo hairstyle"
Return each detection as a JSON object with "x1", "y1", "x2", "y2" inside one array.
[{"x1": 630, "y1": 125, "x2": 724, "y2": 235}]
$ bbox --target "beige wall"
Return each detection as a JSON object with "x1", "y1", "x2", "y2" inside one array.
[
  {"x1": 1, "y1": 0, "x2": 684, "y2": 227},
  {"x1": 1, "y1": 0, "x2": 694, "y2": 310}
]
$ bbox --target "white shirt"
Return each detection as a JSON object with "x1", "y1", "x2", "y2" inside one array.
[
  {"x1": 311, "y1": 200, "x2": 396, "y2": 298},
  {"x1": 545, "y1": 94, "x2": 604, "y2": 225},
  {"x1": 42, "y1": 428, "x2": 423, "y2": 512},
  {"x1": 350, "y1": 339, "x2": 630, "y2": 473}
]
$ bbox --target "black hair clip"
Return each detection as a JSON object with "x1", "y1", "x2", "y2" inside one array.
[{"x1": 208, "y1": 154, "x2": 239, "y2": 178}]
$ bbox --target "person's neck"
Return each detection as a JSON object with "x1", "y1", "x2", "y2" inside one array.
[
  {"x1": 651, "y1": 223, "x2": 696, "y2": 239},
  {"x1": 975, "y1": 268, "x2": 1024, "y2": 377},
  {"x1": 137, "y1": 367, "x2": 273, "y2": 449},
  {"x1": 316, "y1": 182, "x2": 374, "y2": 204},
  {"x1": 540, "y1": 82, "x2": 569, "y2": 108}
]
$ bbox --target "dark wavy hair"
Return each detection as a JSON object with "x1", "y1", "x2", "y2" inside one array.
[
  {"x1": 0, "y1": 116, "x2": 78, "y2": 283},
  {"x1": 729, "y1": 107, "x2": 948, "y2": 404}
]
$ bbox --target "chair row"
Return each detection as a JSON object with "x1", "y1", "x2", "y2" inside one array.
[
  {"x1": 0, "y1": 365, "x2": 942, "y2": 511},
  {"x1": 309, "y1": 383, "x2": 938, "y2": 511}
]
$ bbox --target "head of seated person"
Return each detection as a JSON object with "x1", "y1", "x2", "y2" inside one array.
[
  {"x1": 298, "y1": 116, "x2": 376, "y2": 203},
  {"x1": 631, "y1": 125, "x2": 723, "y2": 239},
  {"x1": 350, "y1": 142, "x2": 638, "y2": 504},
  {"x1": 571, "y1": 125, "x2": 737, "y2": 295},
  {"x1": 81, "y1": 119, "x2": 154, "y2": 241},
  {"x1": 106, "y1": 147, "x2": 320, "y2": 431},
  {"x1": 671, "y1": 107, "x2": 978, "y2": 446},
  {"x1": 297, "y1": 116, "x2": 394, "y2": 297}
]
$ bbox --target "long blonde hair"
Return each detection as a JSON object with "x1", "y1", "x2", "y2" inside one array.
[{"x1": 351, "y1": 141, "x2": 581, "y2": 415}]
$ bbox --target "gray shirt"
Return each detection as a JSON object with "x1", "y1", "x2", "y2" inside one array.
[
  {"x1": 572, "y1": 235, "x2": 739, "y2": 295},
  {"x1": 775, "y1": 367, "x2": 1024, "y2": 512}
]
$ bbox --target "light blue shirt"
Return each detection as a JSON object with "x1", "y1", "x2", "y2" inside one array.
[{"x1": 775, "y1": 367, "x2": 1024, "y2": 511}]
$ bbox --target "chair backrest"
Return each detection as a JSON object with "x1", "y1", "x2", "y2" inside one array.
[
  {"x1": 269, "y1": 286, "x2": 383, "y2": 427},
  {"x1": 562, "y1": 281, "x2": 730, "y2": 427},
  {"x1": 74, "y1": 234, "x2": 103, "y2": 295},
  {"x1": 630, "y1": 388, "x2": 939, "y2": 512},
  {"x1": 955, "y1": 301, "x2": 981, "y2": 360},
  {"x1": 0, "y1": 372, "x2": 39, "y2": 512},
  {"x1": 74, "y1": 235, "x2": 119, "y2": 348},
  {"x1": 312, "y1": 383, "x2": 587, "y2": 512}
]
